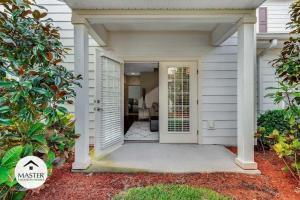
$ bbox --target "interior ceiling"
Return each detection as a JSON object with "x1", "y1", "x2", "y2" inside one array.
[
  {"x1": 125, "y1": 62, "x2": 159, "y2": 75},
  {"x1": 63, "y1": 0, "x2": 266, "y2": 10}
]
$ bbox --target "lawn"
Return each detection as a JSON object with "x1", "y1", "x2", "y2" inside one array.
[{"x1": 113, "y1": 184, "x2": 230, "y2": 200}]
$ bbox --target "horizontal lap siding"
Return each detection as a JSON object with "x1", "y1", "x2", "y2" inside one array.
[
  {"x1": 260, "y1": 0, "x2": 292, "y2": 33},
  {"x1": 258, "y1": 49, "x2": 283, "y2": 113},
  {"x1": 201, "y1": 36, "x2": 237, "y2": 145},
  {"x1": 36, "y1": 0, "x2": 98, "y2": 144}
]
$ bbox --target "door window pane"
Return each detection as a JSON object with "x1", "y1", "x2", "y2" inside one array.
[{"x1": 167, "y1": 66, "x2": 190, "y2": 133}]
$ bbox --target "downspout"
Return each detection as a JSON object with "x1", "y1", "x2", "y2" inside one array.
[{"x1": 257, "y1": 39, "x2": 278, "y2": 114}]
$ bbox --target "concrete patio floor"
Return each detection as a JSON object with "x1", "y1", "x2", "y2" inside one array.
[{"x1": 84, "y1": 143, "x2": 260, "y2": 174}]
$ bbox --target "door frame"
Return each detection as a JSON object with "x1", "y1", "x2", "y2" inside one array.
[
  {"x1": 124, "y1": 58, "x2": 202, "y2": 144},
  {"x1": 94, "y1": 48, "x2": 125, "y2": 157}
]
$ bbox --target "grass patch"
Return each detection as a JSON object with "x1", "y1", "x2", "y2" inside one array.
[{"x1": 114, "y1": 184, "x2": 231, "y2": 200}]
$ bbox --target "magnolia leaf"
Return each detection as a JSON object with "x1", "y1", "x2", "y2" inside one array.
[
  {"x1": 43, "y1": 107, "x2": 53, "y2": 115},
  {"x1": 54, "y1": 76, "x2": 61, "y2": 86},
  {"x1": 57, "y1": 106, "x2": 68, "y2": 114},
  {"x1": 0, "y1": 81, "x2": 15, "y2": 88},
  {"x1": 1, "y1": 145, "x2": 23, "y2": 167},
  {"x1": 33, "y1": 87, "x2": 48, "y2": 95},
  {"x1": 0, "y1": 118, "x2": 12, "y2": 125},
  {"x1": 46, "y1": 52, "x2": 53, "y2": 61},
  {"x1": 39, "y1": 12, "x2": 47, "y2": 19},
  {"x1": 3, "y1": 38, "x2": 16, "y2": 46},
  {"x1": 20, "y1": 10, "x2": 32, "y2": 17},
  {"x1": 0, "y1": 106, "x2": 10, "y2": 114},
  {"x1": 32, "y1": 10, "x2": 41, "y2": 20}
]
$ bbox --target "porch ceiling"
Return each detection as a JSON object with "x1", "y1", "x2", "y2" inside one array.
[
  {"x1": 89, "y1": 18, "x2": 223, "y2": 32},
  {"x1": 62, "y1": 0, "x2": 266, "y2": 10}
]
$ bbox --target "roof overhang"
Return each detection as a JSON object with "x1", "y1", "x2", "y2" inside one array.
[
  {"x1": 61, "y1": 0, "x2": 265, "y2": 10},
  {"x1": 61, "y1": 0, "x2": 265, "y2": 47}
]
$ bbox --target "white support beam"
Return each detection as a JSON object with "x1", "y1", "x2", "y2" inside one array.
[
  {"x1": 72, "y1": 24, "x2": 91, "y2": 170},
  {"x1": 211, "y1": 24, "x2": 237, "y2": 46},
  {"x1": 235, "y1": 21, "x2": 258, "y2": 170},
  {"x1": 72, "y1": 13, "x2": 108, "y2": 46}
]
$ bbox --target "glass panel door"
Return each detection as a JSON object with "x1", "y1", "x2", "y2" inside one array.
[{"x1": 159, "y1": 62, "x2": 198, "y2": 143}]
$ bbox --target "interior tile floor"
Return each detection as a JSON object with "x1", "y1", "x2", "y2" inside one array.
[{"x1": 125, "y1": 121, "x2": 159, "y2": 141}]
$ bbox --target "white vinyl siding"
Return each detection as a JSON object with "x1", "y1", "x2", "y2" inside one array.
[
  {"x1": 36, "y1": 0, "x2": 98, "y2": 144},
  {"x1": 258, "y1": 49, "x2": 283, "y2": 113},
  {"x1": 259, "y1": 0, "x2": 292, "y2": 33}
]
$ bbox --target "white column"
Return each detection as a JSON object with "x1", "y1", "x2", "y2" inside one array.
[
  {"x1": 72, "y1": 24, "x2": 90, "y2": 170},
  {"x1": 235, "y1": 22, "x2": 258, "y2": 170}
]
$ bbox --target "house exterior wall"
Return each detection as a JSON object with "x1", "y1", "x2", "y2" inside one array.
[
  {"x1": 257, "y1": 0, "x2": 292, "y2": 113},
  {"x1": 38, "y1": 0, "x2": 291, "y2": 145},
  {"x1": 259, "y1": 0, "x2": 291, "y2": 33},
  {"x1": 258, "y1": 49, "x2": 283, "y2": 113},
  {"x1": 109, "y1": 31, "x2": 238, "y2": 145}
]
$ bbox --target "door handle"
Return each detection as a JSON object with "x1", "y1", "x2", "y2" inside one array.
[{"x1": 94, "y1": 107, "x2": 103, "y2": 112}]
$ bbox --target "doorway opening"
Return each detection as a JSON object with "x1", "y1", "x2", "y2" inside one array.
[{"x1": 124, "y1": 62, "x2": 159, "y2": 142}]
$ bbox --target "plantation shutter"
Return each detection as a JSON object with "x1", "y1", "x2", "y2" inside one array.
[
  {"x1": 259, "y1": 7, "x2": 268, "y2": 33},
  {"x1": 95, "y1": 49, "x2": 123, "y2": 155}
]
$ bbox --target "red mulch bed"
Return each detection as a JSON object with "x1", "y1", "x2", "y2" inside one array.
[{"x1": 25, "y1": 149, "x2": 299, "y2": 200}]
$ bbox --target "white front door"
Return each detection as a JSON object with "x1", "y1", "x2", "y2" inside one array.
[
  {"x1": 159, "y1": 61, "x2": 198, "y2": 143},
  {"x1": 95, "y1": 49, "x2": 124, "y2": 155}
]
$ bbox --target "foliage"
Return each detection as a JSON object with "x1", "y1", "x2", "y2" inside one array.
[
  {"x1": 256, "y1": 109, "x2": 289, "y2": 147},
  {"x1": 0, "y1": 0, "x2": 80, "y2": 199},
  {"x1": 266, "y1": 0, "x2": 300, "y2": 185},
  {"x1": 113, "y1": 184, "x2": 231, "y2": 200}
]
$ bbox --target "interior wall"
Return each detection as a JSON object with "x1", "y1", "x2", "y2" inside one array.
[
  {"x1": 139, "y1": 71, "x2": 159, "y2": 108},
  {"x1": 124, "y1": 75, "x2": 140, "y2": 115}
]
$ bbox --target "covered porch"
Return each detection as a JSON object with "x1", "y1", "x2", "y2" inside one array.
[
  {"x1": 62, "y1": 0, "x2": 265, "y2": 173},
  {"x1": 84, "y1": 143, "x2": 260, "y2": 174}
]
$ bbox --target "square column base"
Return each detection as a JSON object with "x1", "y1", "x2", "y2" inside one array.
[
  {"x1": 235, "y1": 158, "x2": 257, "y2": 170},
  {"x1": 72, "y1": 160, "x2": 91, "y2": 170}
]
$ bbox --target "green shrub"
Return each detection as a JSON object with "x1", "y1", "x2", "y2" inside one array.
[
  {"x1": 0, "y1": 0, "x2": 80, "y2": 199},
  {"x1": 257, "y1": 109, "x2": 288, "y2": 134},
  {"x1": 113, "y1": 184, "x2": 231, "y2": 200},
  {"x1": 256, "y1": 109, "x2": 289, "y2": 146},
  {"x1": 264, "y1": 0, "x2": 300, "y2": 185}
]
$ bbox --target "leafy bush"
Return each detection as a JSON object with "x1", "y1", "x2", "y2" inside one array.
[
  {"x1": 0, "y1": 0, "x2": 80, "y2": 199},
  {"x1": 256, "y1": 109, "x2": 289, "y2": 146},
  {"x1": 265, "y1": 0, "x2": 300, "y2": 185}
]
